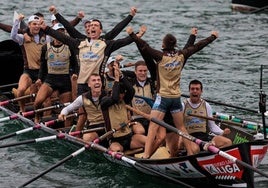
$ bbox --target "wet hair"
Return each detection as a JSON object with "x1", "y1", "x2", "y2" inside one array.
[
  {"x1": 162, "y1": 33, "x2": 177, "y2": 50},
  {"x1": 189, "y1": 79, "x2": 203, "y2": 90},
  {"x1": 34, "y1": 12, "x2": 44, "y2": 18},
  {"x1": 90, "y1": 19, "x2": 103, "y2": 29},
  {"x1": 135, "y1": 60, "x2": 147, "y2": 70}
]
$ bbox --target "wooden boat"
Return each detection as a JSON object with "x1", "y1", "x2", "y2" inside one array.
[
  {"x1": 0, "y1": 93, "x2": 268, "y2": 188},
  {"x1": 231, "y1": 0, "x2": 268, "y2": 12}
]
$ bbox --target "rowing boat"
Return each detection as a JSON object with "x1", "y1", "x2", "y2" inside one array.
[
  {"x1": 0, "y1": 92, "x2": 267, "y2": 188},
  {"x1": 231, "y1": 0, "x2": 268, "y2": 13}
]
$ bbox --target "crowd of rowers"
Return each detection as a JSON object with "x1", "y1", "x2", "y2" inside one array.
[{"x1": 0, "y1": 5, "x2": 232, "y2": 159}]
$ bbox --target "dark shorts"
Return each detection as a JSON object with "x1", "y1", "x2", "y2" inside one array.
[
  {"x1": 44, "y1": 74, "x2": 71, "y2": 94},
  {"x1": 23, "y1": 69, "x2": 39, "y2": 82},
  {"x1": 152, "y1": 94, "x2": 183, "y2": 113},
  {"x1": 77, "y1": 83, "x2": 90, "y2": 96},
  {"x1": 110, "y1": 132, "x2": 133, "y2": 151}
]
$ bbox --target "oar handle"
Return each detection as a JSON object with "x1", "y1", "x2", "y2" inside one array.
[
  {"x1": 69, "y1": 127, "x2": 105, "y2": 136},
  {"x1": 0, "y1": 100, "x2": 9, "y2": 106},
  {"x1": 0, "y1": 82, "x2": 18, "y2": 89},
  {"x1": 0, "y1": 93, "x2": 36, "y2": 106},
  {"x1": 22, "y1": 102, "x2": 70, "y2": 117},
  {"x1": 11, "y1": 93, "x2": 36, "y2": 102},
  {"x1": 44, "y1": 112, "x2": 82, "y2": 127},
  {"x1": 188, "y1": 113, "x2": 243, "y2": 127},
  {"x1": 35, "y1": 103, "x2": 69, "y2": 114},
  {"x1": 94, "y1": 122, "x2": 128, "y2": 143}
]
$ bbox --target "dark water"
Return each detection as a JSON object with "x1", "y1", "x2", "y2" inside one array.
[{"x1": 0, "y1": 0, "x2": 268, "y2": 187}]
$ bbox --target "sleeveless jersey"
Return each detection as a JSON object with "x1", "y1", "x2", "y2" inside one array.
[
  {"x1": 183, "y1": 99, "x2": 208, "y2": 134},
  {"x1": 46, "y1": 43, "x2": 71, "y2": 74},
  {"x1": 77, "y1": 39, "x2": 106, "y2": 84}
]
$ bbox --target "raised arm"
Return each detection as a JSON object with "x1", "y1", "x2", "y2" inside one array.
[
  {"x1": 181, "y1": 30, "x2": 218, "y2": 61},
  {"x1": 182, "y1": 27, "x2": 197, "y2": 68},
  {"x1": 127, "y1": 26, "x2": 163, "y2": 63},
  {"x1": 183, "y1": 27, "x2": 197, "y2": 49},
  {"x1": 49, "y1": 5, "x2": 86, "y2": 39},
  {"x1": 69, "y1": 11, "x2": 84, "y2": 27},
  {"x1": 104, "y1": 7, "x2": 137, "y2": 40},
  {"x1": 10, "y1": 14, "x2": 25, "y2": 45},
  {"x1": 41, "y1": 20, "x2": 79, "y2": 50},
  {"x1": 0, "y1": 22, "x2": 25, "y2": 34}
]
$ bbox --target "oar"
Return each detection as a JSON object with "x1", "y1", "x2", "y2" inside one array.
[
  {"x1": 0, "y1": 133, "x2": 66, "y2": 149},
  {"x1": 44, "y1": 112, "x2": 82, "y2": 127},
  {"x1": 125, "y1": 105, "x2": 268, "y2": 179},
  {"x1": 0, "y1": 83, "x2": 18, "y2": 89},
  {"x1": 0, "y1": 93, "x2": 36, "y2": 106},
  {"x1": 68, "y1": 127, "x2": 105, "y2": 136},
  {"x1": 134, "y1": 94, "x2": 267, "y2": 116},
  {"x1": 181, "y1": 94, "x2": 267, "y2": 115},
  {"x1": 68, "y1": 122, "x2": 130, "y2": 141},
  {"x1": 189, "y1": 113, "x2": 268, "y2": 133},
  {"x1": 21, "y1": 102, "x2": 70, "y2": 117},
  {"x1": 18, "y1": 145, "x2": 87, "y2": 188},
  {"x1": 0, "y1": 125, "x2": 42, "y2": 141},
  {"x1": 0, "y1": 113, "x2": 79, "y2": 141},
  {"x1": 93, "y1": 122, "x2": 135, "y2": 144},
  {"x1": 188, "y1": 113, "x2": 244, "y2": 126},
  {"x1": 213, "y1": 112, "x2": 268, "y2": 132},
  {"x1": 18, "y1": 122, "x2": 128, "y2": 188},
  {"x1": 0, "y1": 114, "x2": 20, "y2": 123},
  {"x1": 0, "y1": 103, "x2": 69, "y2": 124}
]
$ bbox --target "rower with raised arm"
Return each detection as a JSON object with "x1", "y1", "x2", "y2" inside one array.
[
  {"x1": 43, "y1": 5, "x2": 145, "y2": 135},
  {"x1": 100, "y1": 62, "x2": 146, "y2": 152},
  {"x1": 33, "y1": 23, "x2": 78, "y2": 126},
  {"x1": 11, "y1": 14, "x2": 50, "y2": 112},
  {"x1": 126, "y1": 26, "x2": 219, "y2": 158}
]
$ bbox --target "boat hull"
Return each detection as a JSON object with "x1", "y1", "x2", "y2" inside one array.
[
  {"x1": 104, "y1": 141, "x2": 268, "y2": 187},
  {"x1": 231, "y1": 0, "x2": 268, "y2": 12}
]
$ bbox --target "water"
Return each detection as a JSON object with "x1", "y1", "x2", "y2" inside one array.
[{"x1": 0, "y1": 0, "x2": 268, "y2": 187}]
